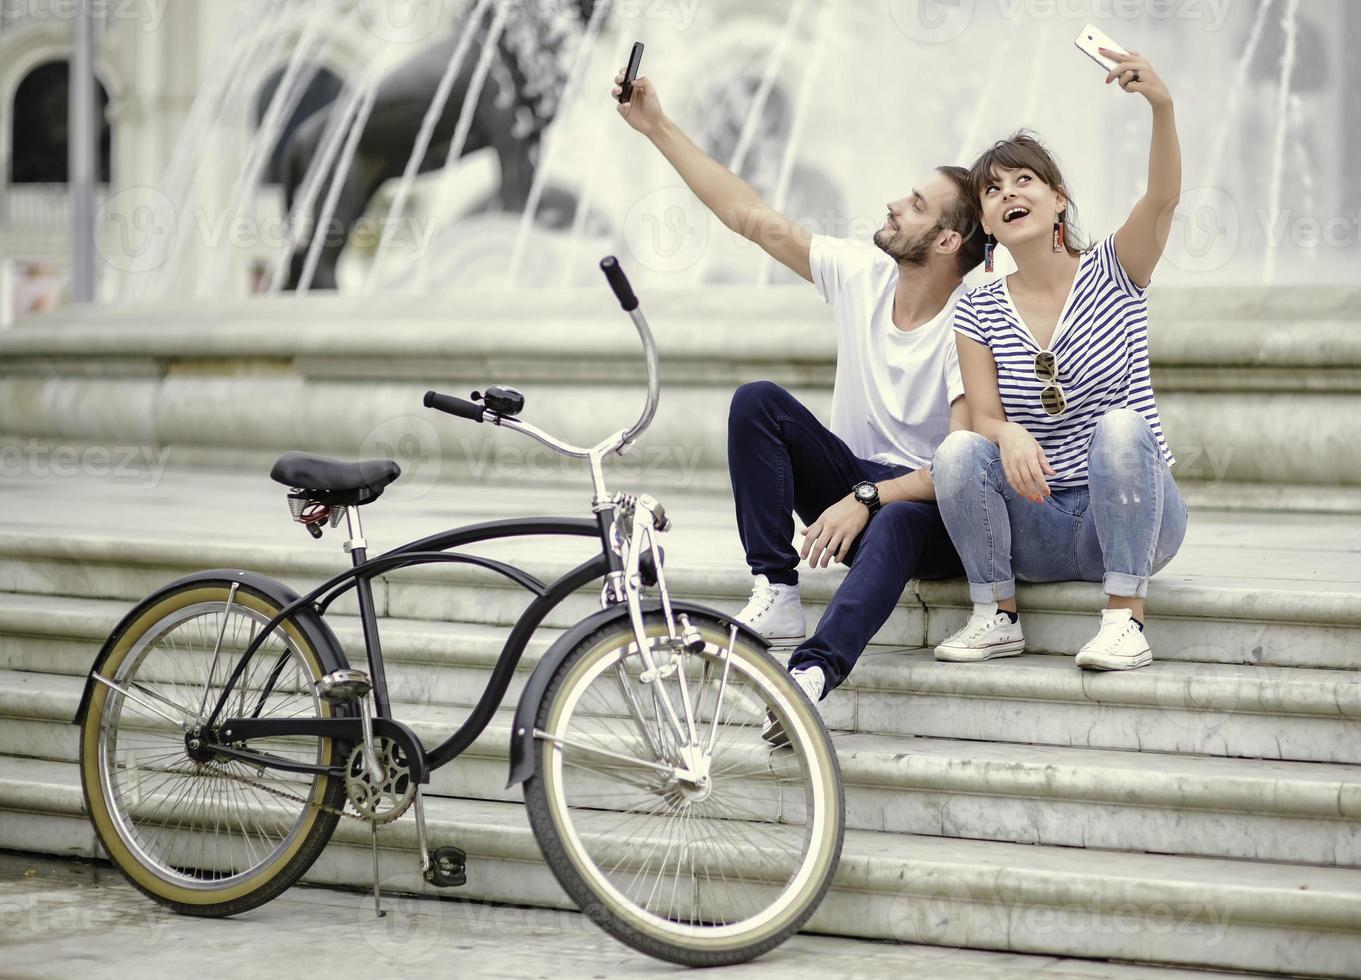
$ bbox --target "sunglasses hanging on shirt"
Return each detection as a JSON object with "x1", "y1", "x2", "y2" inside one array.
[{"x1": 1035, "y1": 350, "x2": 1067, "y2": 416}]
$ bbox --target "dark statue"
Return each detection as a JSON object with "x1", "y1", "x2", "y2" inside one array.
[{"x1": 279, "y1": 1, "x2": 600, "y2": 289}]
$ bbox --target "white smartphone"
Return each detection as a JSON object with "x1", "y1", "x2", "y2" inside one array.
[{"x1": 1074, "y1": 23, "x2": 1129, "y2": 72}]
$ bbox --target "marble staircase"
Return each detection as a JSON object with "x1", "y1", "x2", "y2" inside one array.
[
  {"x1": 0, "y1": 286, "x2": 1359, "y2": 974},
  {"x1": 0, "y1": 462, "x2": 1358, "y2": 975}
]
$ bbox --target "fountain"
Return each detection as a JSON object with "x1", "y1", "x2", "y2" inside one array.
[{"x1": 14, "y1": 0, "x2": 1352, "y2": 297}]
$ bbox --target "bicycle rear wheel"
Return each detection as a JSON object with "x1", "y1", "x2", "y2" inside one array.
[
  {"x1": 523, "y1": 611, "x2": 843, "y2": 966},
  {"x1": 79, "y1": 581, "x2": 346, "y2": 916}
]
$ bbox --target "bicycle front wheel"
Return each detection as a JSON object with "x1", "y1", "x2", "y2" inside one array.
[
  {"x1": 79, "y1": 581, "x2": 347, "y2": 916},
  {"x1": 523, "y1": 611, "x2": 844, "y2": 966}
]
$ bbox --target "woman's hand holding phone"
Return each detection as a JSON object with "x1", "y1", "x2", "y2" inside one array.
[{"x1": 1099, "y1": 47, "x2": 1172, "y2": 110}]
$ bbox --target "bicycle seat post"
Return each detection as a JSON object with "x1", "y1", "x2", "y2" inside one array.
[{"x1": 340, "y1": 506, "x2": 394, "y2": 729}]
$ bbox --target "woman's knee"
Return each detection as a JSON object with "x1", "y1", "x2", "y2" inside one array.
[
  {"x1": 931, "y1": 430, "x2": 995, "y2": 495},
  {"x1": 1092, "y1": 408, "x2": 1153, "y2": 449},
  {"x1": 1089, "y1": 409, "x2": 1159, "y2": 481},
  {"x1": 729, "y1": 380, "x2": 791, "y2": 430}
]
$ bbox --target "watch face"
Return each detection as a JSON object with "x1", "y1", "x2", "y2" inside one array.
[{"x1": 856, "y1": 483, "x2": 875, "y2": 501}]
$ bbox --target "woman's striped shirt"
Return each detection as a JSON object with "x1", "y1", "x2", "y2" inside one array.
[{"x1": 953, "y1": 234, "x2": 1175, "y2": 488}]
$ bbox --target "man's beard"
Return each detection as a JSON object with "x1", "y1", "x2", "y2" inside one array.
[{"x1": 874, "y1": 224, "x2": 938, "y2": 266}]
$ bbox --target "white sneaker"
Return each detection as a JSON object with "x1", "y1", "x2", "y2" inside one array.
[
  {"x1": 762, "y1": 665, "x2": 825, "y2": 748},
  {"x1": 934, "y1": 602, "x2": 1026, "y2": 662},
  {"x1": 1074, "y1": 608, "x2": 1152, "y2": 671},
  {"x1": 735, "y1": 574, "x2": 806, "y2": 644}
]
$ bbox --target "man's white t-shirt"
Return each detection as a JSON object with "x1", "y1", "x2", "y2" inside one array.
[{"x1": 808, "y1": 234, "x2": 966, "y2": 470}]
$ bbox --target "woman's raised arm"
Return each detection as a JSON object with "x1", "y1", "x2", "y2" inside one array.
[{"x1": 1105, "y1": 47, "x2": 1181, "y2": 289}]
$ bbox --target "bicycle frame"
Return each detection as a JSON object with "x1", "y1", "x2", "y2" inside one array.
[{"x1": 202, "y1": 506, "x2": 624, "y2": 780}]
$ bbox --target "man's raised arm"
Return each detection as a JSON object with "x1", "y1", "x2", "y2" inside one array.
[{"x1": 613, "y1": 70, "x2": 813, "y2": 283}]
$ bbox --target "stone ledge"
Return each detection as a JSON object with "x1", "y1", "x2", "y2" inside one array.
[
  {"x1": 2, "y1": 377, "x2": 1358, "y2": 488},
  {"x1": 1, "y1": 511, "x2": 1357, "y2": 666},
  {"x1": 4, "y1": 290, "x2": 1360, "y2": 380}
]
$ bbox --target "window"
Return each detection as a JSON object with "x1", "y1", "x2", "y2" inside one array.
[{"x1": 10, "y1": 59, "x2": 111, "y2": 184}]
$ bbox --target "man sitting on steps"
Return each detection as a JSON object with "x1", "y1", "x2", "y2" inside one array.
[{"x1": 611, "y1": 67, "x2": 983, "y2": 738}]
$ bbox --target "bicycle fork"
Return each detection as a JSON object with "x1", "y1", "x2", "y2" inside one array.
[{"x1": 613, "y1": 496, "x2": 734, "y2": 789}]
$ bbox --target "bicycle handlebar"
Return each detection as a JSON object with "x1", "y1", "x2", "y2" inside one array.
[
  {"x1": 600, "y1": 255, "x2": 638, "y2": 312},
  {"x1": 423, "y1": 256, "x2": 659, "y2": 467},
  {"x1": 423, "y1": 390, "x2": 486, "y2": 423}
]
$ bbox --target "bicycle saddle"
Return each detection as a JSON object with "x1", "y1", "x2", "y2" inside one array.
[{"x1": 269, "y1": 451, "x2": 401, "y2": 507}]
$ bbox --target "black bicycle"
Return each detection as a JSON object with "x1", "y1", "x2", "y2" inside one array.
[{"x1": 73, "y1": 258, "x2": 844, "y2": 967}]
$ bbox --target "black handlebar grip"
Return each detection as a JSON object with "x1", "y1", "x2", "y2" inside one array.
[
  {"x1": 600, "y1": 256, "x2": 638, "y2": 312},
  {"x1": 423, "y1": 390, "x2": 485, "y2": 423}
]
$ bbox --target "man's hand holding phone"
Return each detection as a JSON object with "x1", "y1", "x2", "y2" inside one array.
[{"x1": 612, "y1": 68, "x2": 664, "y2": 137}]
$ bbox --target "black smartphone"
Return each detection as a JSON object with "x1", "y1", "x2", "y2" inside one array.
[{"x1": 618, "y1": 41, "x2": 644, "y2": 104}]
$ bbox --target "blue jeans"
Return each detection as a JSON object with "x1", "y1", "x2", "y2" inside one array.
[
  {"x1": 728, "y1": 381, "x2": 964, "y2": 689},
  {"x1": 930, "y1": 409, "x2": 1188, "y2": 601}
]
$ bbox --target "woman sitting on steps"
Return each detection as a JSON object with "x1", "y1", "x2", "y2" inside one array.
[{"x1": 931, "y1": 45, "x2": 1187, "y2": 672}]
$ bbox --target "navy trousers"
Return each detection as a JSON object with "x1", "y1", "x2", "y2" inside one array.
[{"x1": 727, "y1": 381, "x2": 964, "y2": 690}]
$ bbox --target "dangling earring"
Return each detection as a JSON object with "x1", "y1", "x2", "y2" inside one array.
[
  {"x1": 984, "y1": 233, "x2": 996, "y2": 273},
  {"x1": 1052, "y1": 212, "x2": 1065, "y2": 253}
]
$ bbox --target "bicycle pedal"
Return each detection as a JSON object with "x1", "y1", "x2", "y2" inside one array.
[{"x1": 423, "y1": 846, "x2": 467, "y2": 888}]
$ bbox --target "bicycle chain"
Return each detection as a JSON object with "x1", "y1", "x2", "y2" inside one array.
[{"x1": 202, "y1": 762, "x2": 365, "y2": 823}]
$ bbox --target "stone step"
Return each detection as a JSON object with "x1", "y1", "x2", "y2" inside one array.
[
  {"x1": 0, "y1": 489, "x2": 1357, "y2": 672},
  {"x1": 9, "y1": 432, "x2": 1361, "y2": 515},
  {"x1": 3, "y1": 590, "x2": 1360, "y2": 763},
  {"x1": 5, "y1": 667, "x2": 1360, "y2": 868},
  {"x1": 2, "y1": 287, "x2": 1359, "y2": 499},
  {"x1": 4, "y1": 755, "x2": 1359, "y2": 977}
]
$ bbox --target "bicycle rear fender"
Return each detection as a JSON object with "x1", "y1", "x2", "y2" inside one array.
[
  {"x1": 71, "y1": 568, "x2": 350, "y2": 725},
  {"x1": 506, "y1": 600, "x2": 768, "y2": 788}
]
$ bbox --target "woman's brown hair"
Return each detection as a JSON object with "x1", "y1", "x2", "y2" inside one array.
[{"x1": 968, "y1": 130, "x2": 1087, "y2": 257}]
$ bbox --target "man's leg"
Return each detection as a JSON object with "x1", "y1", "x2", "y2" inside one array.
[
  {"x1": 789, "y1": 501, "x2": 962, "y2": 690},
  {"x1": 728, "y1": 381, "x2": 878, "y2": 585}
]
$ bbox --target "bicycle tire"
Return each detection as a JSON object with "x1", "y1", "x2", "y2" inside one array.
[
  {"x1": 523, "y1": 611, "x2": 844, "y2": 966},
  {"x1": 79, "y1": 581, "x2": 347, "y2": 917}
]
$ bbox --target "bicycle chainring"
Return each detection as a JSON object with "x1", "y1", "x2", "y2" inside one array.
[{"x1": 345, "y1": 737, "x2": 417, "y2": 824}]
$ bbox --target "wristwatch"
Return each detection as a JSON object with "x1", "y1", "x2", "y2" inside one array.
[{"x1": 852, "y1": 480, "x2": 882, "y2": 517}]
